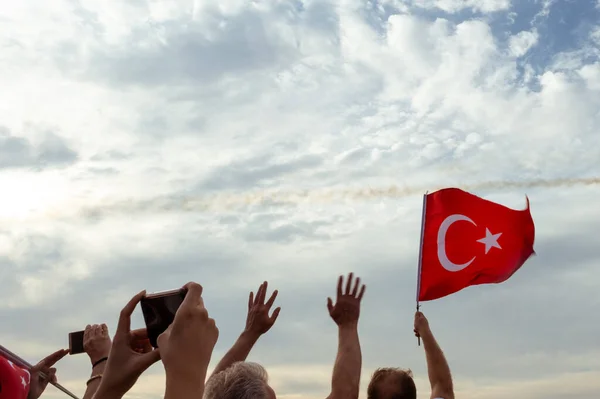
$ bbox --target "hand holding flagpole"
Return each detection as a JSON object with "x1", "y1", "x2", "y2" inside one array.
[
  {"x1": 415, "y1": 303, "x2": 421, "y2": 346},
  {"x1": 415, "y1": 193, "x2": 427, "y2": 346},
  {"x1": 0, "y1": 345, "x2": 79, "y2": 399}
]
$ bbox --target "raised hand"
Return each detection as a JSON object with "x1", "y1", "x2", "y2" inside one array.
[
  {"x1": 414, "y1": 311, "x2": 430, "y2": 338},
  {"x1": 209, "y1": 281, "x2": 278, "y2": 377},
  {"x1": 327, "y1": 273, "x2": 366, "y2": 328},
  {"x1": 27, "y1": 349, "x2": 69, "y2": 399},
  {"x1": 84, "y1": 324, "x2": 112, "y2": 365},
  {"x1": 159, "y1": 282, "x2": 219, "y2": 398},
  {"x1": 245, "y1": 281, "x2": 281, "y2": 337},
  {"x1": 93, "y1": 291, "x2": 161, "y2": 399}
]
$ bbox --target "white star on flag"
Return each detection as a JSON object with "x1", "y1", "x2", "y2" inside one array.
[{"x1": 477, "y1": 228, "x2": 502, "y2": 254}]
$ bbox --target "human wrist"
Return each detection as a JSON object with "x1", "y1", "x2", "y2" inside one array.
[
  {"x1": 240, "y1": 329, "x2": 261, "y2": 343},
  {"x1": 91, "y1": 361, "x2": 107, "y2": 375},
  {"x1": 89, "y1": 352, "x2": 109, "y2": 365},
  {"x1": 165, "y1": 371, "x2": 205, "y2": 399},
  {"x1": 419, "y1": 328, "x2": 434, "y2": 341},
  {"x1": 337, "y1": 323, "x2": 359, "y2": 334},
  {"x1": 92, "y1": 356, "x2": 108, "y2": 368}
]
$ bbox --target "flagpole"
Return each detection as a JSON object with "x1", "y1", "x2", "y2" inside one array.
[
  {"x1": 415, "y1": 192, "x2": 428, "y2": 346},
  {"x1": 0, "y1": 344, "x2": 80, "y2": 399}
]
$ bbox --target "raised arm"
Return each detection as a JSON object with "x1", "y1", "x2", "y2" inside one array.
[
  {"x1": 93, "y1": 291, "x2": 161, "y2": 399},
  {"x1": 414, "y1": 312, "x2": 454, "y2": 399},
  {"x1": 160, "y1": 282, "x2": 220, "y2": 399},
  {"x1": 326, "y1": 273, "x2": 365, "y2": 399},
  {"x1": 82, "y1": 324, "x2": 112, "y2": 399},
  {"x1": 210, "y1": 281, "x2": 281, "y2": 377}
]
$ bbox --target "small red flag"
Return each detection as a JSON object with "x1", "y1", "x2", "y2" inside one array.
[
  {"x1": 418, "y1": 188, "x2": 535, "y2": 301},
  {"x1": 0, "y1": 354, "x2": 30, "y2": 399}
]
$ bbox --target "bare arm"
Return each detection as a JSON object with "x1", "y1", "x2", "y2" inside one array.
[
  {"x1": 328, "y1": 326, "x2": 362, "y2": 399},
  {"x1": 82, "y1": 324, "x2": 112, "y2": 399},
  {"x1": 211, "y1": 331, "x2": 260, "y2": 376},
  {"x1": 326, "y1": 273, "x2": 365, "y2": 399},
  {"x1": 83, "y1": 361, "x2": 106, "y2": 399},
  {"x1": 160, "y1": 282, "x2": 219, "y2": 399},
  {"x1": 415, "y1": 313, "x2": 454, "y2": 399},
  {"x1": 209, "y1": 282, "x2": 280, "y2": 378}
]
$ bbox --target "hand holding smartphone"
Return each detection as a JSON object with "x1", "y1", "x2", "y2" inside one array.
[{"x1": 140, "y1": 288, "x2": 187, "y2": 348}]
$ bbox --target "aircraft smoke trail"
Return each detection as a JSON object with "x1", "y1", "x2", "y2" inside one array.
[{"x1": 77, "y1": 176, "x2": 600, "y2": 218}]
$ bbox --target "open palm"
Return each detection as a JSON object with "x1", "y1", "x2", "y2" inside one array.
[{"x1": 245, "y1": 281, "x2": 281, "y2": 335}]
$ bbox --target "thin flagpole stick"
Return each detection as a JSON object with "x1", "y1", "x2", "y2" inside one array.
[
  {"x1": 415, "y1": 192, "x2": 428, "y2": 346},
  {"x1": 0, "y1": 345, "x2": 80, "y2": 399}
]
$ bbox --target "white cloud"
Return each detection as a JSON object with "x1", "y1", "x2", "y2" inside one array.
[
  {"x1": 1, "y1": 1, "x2": 599, "y2": 399},
  {"x1": 409, "y1": 0, "x2": 511, "y2": 13},
  {"x1": 508, "y1": 30, "x2": 539, "y2": 57}
]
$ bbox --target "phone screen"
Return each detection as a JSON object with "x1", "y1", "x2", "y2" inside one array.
[
  {"x1": 140, "y1": 289, "x2": 186, "y2": 348},
  {"x1": 69, "y1": 331, "x2": 85, "y2": 355}
]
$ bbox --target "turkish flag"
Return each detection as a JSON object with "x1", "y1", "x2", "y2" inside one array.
[
  {"x1": 0, "y1": 354, "x2": 30, "y2": 399},
  {"x1": 418, "y1": 188, "x2": 535, "y2": 301}
]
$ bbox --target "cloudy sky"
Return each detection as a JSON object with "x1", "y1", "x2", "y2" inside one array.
[{"x1": 1, "y1": 0, "x2": 600, "y2": 398}]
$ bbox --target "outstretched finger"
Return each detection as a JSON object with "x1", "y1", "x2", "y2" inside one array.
[
  {"x1": 265, "y1": 289, "x2": 278, "y2": 309},
  {"x1": 345, "y1": 273, "x2": 353, "y2": 295},
  {"x1": 327, "y1": 297, "x2": 334, "y2": 314},
  {"x1": 117, "y1": 290, "x2": 146, "y2": 334},
  {"x1": 248, "y1": 291, "x2": 254, "y2": 309},
  {"x1": 336, "y1": 276, "x2": 343, "y2": 298},
  {"x1": 270, "y1": 307, "x2": 281, "y2": 323},
  {"x1": 351, "y1": 277, "x2": 361, "y2": 297},
  {"x1": 257, "y1": 281, "x2": 267, "y2": 305},
  {"x1": 357, "y1": 284, "x2": 366, "y2": 301},
  {"x1": 33, "y1": 349, "x2": 69, "y2": 370}
]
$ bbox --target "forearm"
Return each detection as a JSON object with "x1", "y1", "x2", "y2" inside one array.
[
  {"x1": 329, "y1": 326, "x2": 361, "y2": 399},
  {"x1": 83, "y1": 362, "x2": 106, "y2": 399},
  {"x1": 421, "y1": 330, "x2": 453, "y2": 395},
  {"x1": 91, "y1": 383, "x2": 122, "y2": 399},
  {"x1": 211, "y1": 331, "x2": 259, "y2": 376}
]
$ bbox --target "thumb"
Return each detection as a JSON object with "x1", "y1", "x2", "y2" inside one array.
[
  {"x1": 136, "y1": 349, "x2": 161, "y2": 371},
  {"x1": 327, "y1": 297, "x2": 334, "y2": 314},
  {"x1": 270, "y1": 307, "x2": 281, "y2": 323},
  {"x1": 157, "y1": 324, "x2": 172, "y2": 348},
  {"x1": 49, "y1": 368, "x2": 57, "y2": 384}
]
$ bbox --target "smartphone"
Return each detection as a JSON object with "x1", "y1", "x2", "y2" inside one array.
[
  {"x1": 140, "y1": 288, "x2": 186, "y2": 348},
  {"x1": 69, "y1": 330, "x2": 85, "y2": 355}
]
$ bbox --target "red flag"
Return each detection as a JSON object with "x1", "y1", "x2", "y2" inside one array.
[
  {"x1": 0, "y1": 354, "x2": 30, "y2": 399},
  {"x1": 418, "y1": 188, "x2": 535, "y2": 301}
]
